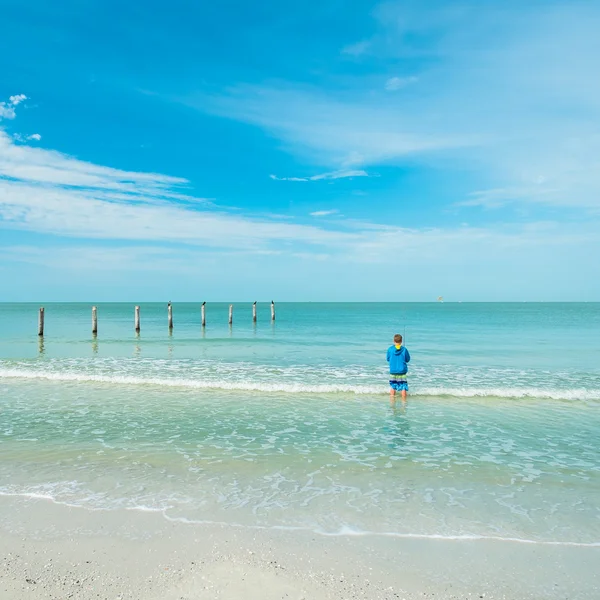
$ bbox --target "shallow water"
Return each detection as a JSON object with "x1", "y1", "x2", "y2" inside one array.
[{"x1": 1, "y1": 303, "x2": 599, "y2": 544}]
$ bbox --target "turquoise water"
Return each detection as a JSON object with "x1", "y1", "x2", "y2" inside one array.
[{"x1": 1, "y1": 303, "x2": 599, "y2": 544}]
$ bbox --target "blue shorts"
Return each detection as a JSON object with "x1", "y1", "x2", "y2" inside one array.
[{"x1": 389, "y1": 373, "x2": 408, "y2": 392}]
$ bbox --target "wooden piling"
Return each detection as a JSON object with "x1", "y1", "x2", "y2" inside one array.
[
  {"x1": 271, "y1": 300, "x2": 276, "y2": 322},
  {"x1": 135, "y1": 305, "x2": 140, "y2": 333},
  {"x1": 168, "y1": 302, "x2": 173, "y2": 330},
  {"x1": 201, "y1": 302, "x2": 206, "y2": 327},
  {"x1": 92, "y1": 306, "x2": 98, "y2": 335},
  {"x1": 38, "y1": 307, "x2": 45, "y2": 337},
  {"x1": 229, "y1": 304, "x2": 233, "y2": 325},
  {"x1": 252, "y1": 301, "x2": 257, "y2": 323}
]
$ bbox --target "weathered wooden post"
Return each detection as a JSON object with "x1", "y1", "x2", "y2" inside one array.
[
  {"x1": 168, "y1": 302, "x2": 173, "y2": 330},
  {"x1": 201, "y1": 302, "x2": 206, "y2": 327},
  {"x1": 252, "y1": 301, "x2": 257, "y2": 323},
  {"x1": 38, "y1": 307, "x2": 45, "y2": 337},
  {"x1": 135, "y1": 305, "x2": 140, "y2": 333},
  {"x1": 271, "y1": 300, "x2": 276, "y2": 322},
  {"x1": 229, "y1": 304, "x2": 233, "y2": 325},
  {"x1": 92, "y1": 306, "x2": 98, "y2": 335}
]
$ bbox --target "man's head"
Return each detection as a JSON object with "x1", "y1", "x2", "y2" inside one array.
[{"x1": 394, "y1": 334, "x2": 402, "y2": 344}]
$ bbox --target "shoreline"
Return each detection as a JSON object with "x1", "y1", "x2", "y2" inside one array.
[
  {"x1": 2, "y1": 491, "x2": 598, "y2": 549},
  {"x1": 1, "y1": 496, "x2": 598, "y2": 599}
]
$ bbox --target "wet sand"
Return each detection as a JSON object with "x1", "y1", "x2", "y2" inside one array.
[{"x1": 0, "y1": 496, "x2": 598, "y2": 600}]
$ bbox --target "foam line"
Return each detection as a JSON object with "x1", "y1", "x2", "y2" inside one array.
[
  {"x1": 1, "y1": 368, "x2": 599, "y2": 400},
  {"x1": 1, "y1": 491, "x2": 597, "y2": 548}
]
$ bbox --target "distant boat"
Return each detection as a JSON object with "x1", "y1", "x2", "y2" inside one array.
[{"x1": 437, "y1": 296, "x2": 444, "y2": 303}]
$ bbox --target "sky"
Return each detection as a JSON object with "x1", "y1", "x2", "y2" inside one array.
[{"x1": 0, "y1": 0, "x2": 599, "y2": 301}]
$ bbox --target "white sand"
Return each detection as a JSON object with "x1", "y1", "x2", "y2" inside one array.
[{"x1": 0, "y1": 496, "x2": 597, "y2": 599}]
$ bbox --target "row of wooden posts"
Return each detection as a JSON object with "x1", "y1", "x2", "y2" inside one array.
[{"x1": 37, "y1": 302, "x2": 276, "y2": 336}]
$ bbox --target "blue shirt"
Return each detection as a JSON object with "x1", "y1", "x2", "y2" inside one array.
[{"x1": 386, "y1": 345, "x2": 410, "y2": 374}]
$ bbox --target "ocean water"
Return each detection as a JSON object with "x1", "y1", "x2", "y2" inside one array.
[{"x1": 0, "y1": 302, "x2": 599, "y2": 545}]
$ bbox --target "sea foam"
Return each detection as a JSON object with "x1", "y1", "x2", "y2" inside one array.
[{"x1": 1, "y1": 366, "x2": 599, "y2": 401}]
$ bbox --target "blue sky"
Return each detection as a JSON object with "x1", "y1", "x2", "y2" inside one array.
[{"x1": 1, "y1": 0, "x2": 599, "y2": 301}]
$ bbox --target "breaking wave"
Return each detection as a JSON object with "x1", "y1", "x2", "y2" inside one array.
[{"x1": 1, "y1": 366, "x2": 599, "y2": 401}]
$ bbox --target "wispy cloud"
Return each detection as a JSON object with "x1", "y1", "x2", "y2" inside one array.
[
  {"x1": 4, "y1": 219, "x2": 598, "y2": 301},
  {"x1": 0, "y1": 125, "x2": 356, "y2": 251},
  {"x1": 270, "y1": 169, "x2": 369, "y2": 182},
  {"x1": 459, "y1": 187, "x2": 559, "y2": 209},
  {"x1": 2, "y1": 92, "x2": 599, "y2": 301},
  {"x1": 310, "y1": 210, "x2": 339, "y2": 217},
  {"x1": 0, "y1": 100, "x2": 362, "y2": 253},
  {"x1": 187, "y1": 2, "x2": 600, "y2": 210},
  {"x1": 384, "y1": 76, "x2": 418, "y2": 91},
  {"x1": 0, "y1": 130, "x2": 188, "y2": 193},
  {"x1": 3, "y1": 124, "x2": 592, "y2": 272},
  {"x1": 0, "y1": 245, "x2": 190, "y2": 272},
  {"x1": 194, "y1": 85, "x2": 466, "y2": 168}
]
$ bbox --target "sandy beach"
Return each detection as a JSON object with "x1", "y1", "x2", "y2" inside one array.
[{"x1": 1, "y1": 496, "x2": 598, "y2": 600}]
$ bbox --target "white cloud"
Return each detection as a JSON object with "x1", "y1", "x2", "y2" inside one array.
[
  {"x1": 0, "y1": 130, "x2": 187, "y2": 193},
  {"x1": 0, "y1": 94, "x2": 27, "y2": 120},
  {"x1": 12, "y1": 133, "x2": 42, "y2": 143},
  {"x1": 0, "y1": 245, "x2": 188, "y2": 272},
  {"x1": 270, "y1": 169, "x2": 369, "y2": 182},
  {"x1": 384, "y1": 76, "x2": 418, "y2": 91},
  {"x1": 459, "y1": 187, "x2": 561, "y2": 209},
  {"x1": 0, "y1": 104, "x2": 17, "y2": 120},
  {"x1": 5, "y1": 219, "x2": 598, "y2": 301},
  {"x1": 0, "y1": 130, "x2": 357, "y2": 251},
  {"x1": 3, "y1": 126, "x2": 593, "y2": 277},
  {"x1": 310, "y1": 210, "x2": 339, "y2": 217},
  {"x1": 196, "y1": 85, "x2": 466, "y2": 167},
  {"x1": 0, "y1": 181, "x2": 353, "y2": 251},
  {"x1": 1, "y1": 84, "x2": 598, "y2": 300},
  {"x1": 9, "y1": 94, "x2": 27, "y2": 106},
  {"x1": 269, "y1": 174, "x2": 306, "y2": 182}
]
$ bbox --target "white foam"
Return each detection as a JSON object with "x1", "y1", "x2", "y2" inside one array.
[
  {"x1": 0, "y1": 367, "x2": 383, "y2": 394},
  {"x1": 125, "y1": 505, "x2": 168, "y2": 513},
  {"x1": 1, "y1": 367, "x2": 599, "y2": 401},
  {"x1": 0, "y1": 490, "x2": 107, "y2": 512},
  {"x1": 2, "y1": 489, "x2": 598, "y2": 548},
  {"x1": 159, "y1": 514, "x2": 600, "y2": 548},
  {"x1": 314, "y1": 526, "x2": 600, "y2": 547}
]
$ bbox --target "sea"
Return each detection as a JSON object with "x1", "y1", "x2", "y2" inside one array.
[{"x1": 0, "y1": 302, "x2": 599, "y2": 546}]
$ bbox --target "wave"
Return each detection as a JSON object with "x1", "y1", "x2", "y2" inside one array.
[{"x1": 1, "y1": 367, "x2": 599, "y2": 401}]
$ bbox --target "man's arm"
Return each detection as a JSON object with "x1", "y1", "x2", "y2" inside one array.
[
  {"x1": 404, "y1": 348, "x2": 411, "y2": 363},
  {"x1": 386, "y1": 347, "x2": 391, "y2": 362}
]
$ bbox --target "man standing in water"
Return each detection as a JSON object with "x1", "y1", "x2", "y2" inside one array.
[{"x1": 387, "y1": 334, "x2": 410, "y2": 401}]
